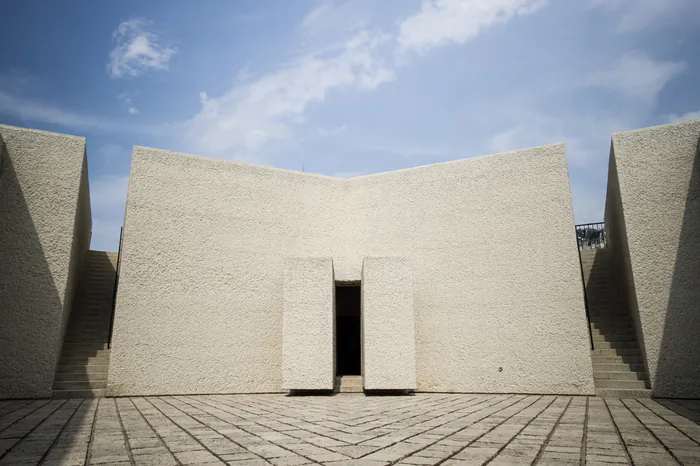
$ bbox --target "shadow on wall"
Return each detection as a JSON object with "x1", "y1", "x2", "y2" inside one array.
[
  {"x1": 0, "y1": 153, "x2": 65, "y2": 398},
  {"x1": 655, "y1": 134, "x2": 700, "y2": 398}
]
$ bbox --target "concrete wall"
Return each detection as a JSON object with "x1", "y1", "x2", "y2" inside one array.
[
  {"x1": 361, "y1": 257, "x2": 416, "y2": 390},
  {"x1": 0, "y1": 125, "x2": 91, "y2": 399},
  {"x1": 282, "y1": 257, "x2": 335, "y2": 390},
  {"x1": 107, "y1": 147, "x2": 343, "y2": 395},
  {"x1": 110, "y1": 142, "x2": 593, "y2": 395},
  {"x1": 605, "y1": 119, "x2": 700, "y2": 398}
]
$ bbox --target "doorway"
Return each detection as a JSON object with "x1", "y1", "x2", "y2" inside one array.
[{"x1": 335, "y1": 284, "x2": 361, "y2": 376}]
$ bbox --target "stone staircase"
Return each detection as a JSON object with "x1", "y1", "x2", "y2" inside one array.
[
  {"x1": 335, "y1": 376, "x2": 363, "y2": 393},
  {"x1": 53, "y1": 251, "x2": 118, "y2": 398},
  {"x1": 580, "y1": 248, "x2": 651, "y2": 398}
]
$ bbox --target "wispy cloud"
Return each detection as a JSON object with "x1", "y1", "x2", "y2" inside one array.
[
  {"x1": 317, "y1": 124, "x2": 348, "y2": 136},
  {"x1": 582, "y1": 52, "x2": 686, "y2": 101},
  {"x1": 588, "y1": 0, "x2": 699, "y2": 33},
  {"x1": 397, "y1": 0, "x2": 546, "y2": 54},
  {"x1": 184, "y1": 30, "x2": 395, "y2": 157},
  {"x1": 117, "y1": 91, "x2": 139, "y2": 115},
  {"x1": 665, "y1": 110, "x2": 700, "y2": 124},
  {"x1": 108, "y1": 18, "x2": 177, "y2": 79}
]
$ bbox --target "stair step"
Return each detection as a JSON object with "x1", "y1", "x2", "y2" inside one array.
[
  {"x1": 60, "y1": 349, "x2": 110, "y2": 358},
  {"x1": 591, "y1": 335, "x2": 637, "y2": 342},
  {"x1": 52, "y1": 389, "x2": 105, "y2": 399},
  {"x1": 55, "y1": 365, "x2": 109, "y2": 375},
  {"x1": 595, "y1": 388, "x2": 652, "y2": 399},
  {"x1": 592, "y1": 355, "x2": 642, "y2": 364},
  {"x1": 53, "y1": 381, "x2": 107, "y2": 390},
  {"x1": 594, "y1": 363, "x2": 645, "y2": 372},
  {"x1": 593, "y1": 371, "x2": 646, "y2": 381},
  {"x1": 59, "y1": 355, "x2": 110, "y2": 365},
  {"x1": 595, "y1": 379, "x2": 647, "y2": 389},
  {"x1": 591, "y1": 348, "x2": 640, "y2": 357},
  {"x1": 54, "y1": 372, "x2": 108, "y2": 382},
  {"x1": 335, "y1": 377, "x2": 363, "y2": 393},
  {"x1": 591, "y1": 340, "x2": 638, "y2": 350}
]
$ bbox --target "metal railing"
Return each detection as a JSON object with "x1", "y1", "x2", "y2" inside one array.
[
  {"x1": 108, "y1": 226, "x2": 124, "y2": 348},
  {"x1": 576, "y1": 222, "x2": 606, "y2": 250}
]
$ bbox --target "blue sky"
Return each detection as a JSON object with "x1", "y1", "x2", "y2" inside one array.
[{"x1": 1, "y1": 0, "x2": 699, "y2": 251}]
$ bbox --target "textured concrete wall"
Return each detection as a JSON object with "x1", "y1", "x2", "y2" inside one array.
[
  {"x1": 361, "y1": 257, "x2": 416, "y2": 390},
  {"x1": 108, "y1": 147, "x2": 342, "y2": 395},
  {"x1": 605, "y1": 119, "x2": 700, "y2": 398},
  {"x1": 111, "y1": 143, "x2": 593, "y2": 395},
  {"x1": 282, "y1": 257, "x2": 335, "y2": 390},
  {"x1": 348, "y1": 144, "x2": 594, "y2": 395},
  {"x1": 0, "y1": 125, "x2": 91, "y2": 399}
]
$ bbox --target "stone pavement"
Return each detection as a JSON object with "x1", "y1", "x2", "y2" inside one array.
[{"x1": 0, "y1": 394, "x2": 699, "y2": 465}]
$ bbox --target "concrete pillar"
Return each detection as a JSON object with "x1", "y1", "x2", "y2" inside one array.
[
  {"x1": 361, "y1": 257, "x2": 416, "y2": 390},
  {"x1": 282, "y1": 257, "x2": 335, "y2": 390}
]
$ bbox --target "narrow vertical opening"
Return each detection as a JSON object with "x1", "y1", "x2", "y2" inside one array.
[{"x1": 335, "y1": 283, "x2": 361, "y2": 376}]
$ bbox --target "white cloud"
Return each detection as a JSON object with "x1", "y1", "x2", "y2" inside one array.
[
  {"x1": 317, "y1": 124, "x2": 348, "y2": 136},
  {"x1": 588, "y1": 0, "x2": 698, "y2": 33},
  {"x1": 89, "y1": 176, "x2": 129, "y2": 251},
  {"x1": 117, "y1": 91, "x2": 139, "y2": 115},
  {"x1": 108, "y1": 18, "x2": 176, "y2": 79},
  {"x1": 583, "y1": 53, "x2": 686, "y2": 101},
  {"x1": 666, "y1": 110, "x2": 700, "y2": 124},
  {"x1": 184, "y1": 30, "x2": 394, "y2": 156},
  {"x1": 397, "y1": 0, "x2": 547, "y2": 54}
]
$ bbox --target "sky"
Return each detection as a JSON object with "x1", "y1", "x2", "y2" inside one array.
[{"x1": 1, "y1": 0, "x2": 699, "y2": 252}]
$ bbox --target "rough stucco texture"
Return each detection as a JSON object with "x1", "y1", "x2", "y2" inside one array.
[
  {"x1": 109, "y1": 143, "x2": 593, "y2": 395},
  {"x1": 0, "y1": 125, "x2": 91, "y2": 399},
  {"x1": 282, "y1": 257, "x2": 335, "y2": 390},
  {"x1": 361, "y1": 257, "x2": 416, "y2": 390},
  {"x1": 605, "y1": 119, "x2": 700, "y2": 398}
]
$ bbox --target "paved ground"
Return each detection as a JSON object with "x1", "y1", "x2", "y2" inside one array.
[{"x1": 0, "y1": 394, "x2": 699, "y2": 465}]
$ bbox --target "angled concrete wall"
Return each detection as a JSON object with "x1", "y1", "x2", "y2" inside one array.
[
  {"x1": 0, "y1": 125, "x2": 91, "y2": 399},
  {"x1": 107, "y1": 147, "x2": 343, "y2": 395},
  {"x1": 282, "y1": 257, "x2": 335, "y2": 390},
  {"x1": 605, "y1": 119, "x2": 700, "y2": 398},
  {"x1": 348, "y1": 144, "x2": 594, "y2": 394},
  {"x1": 361, "y1": 257, "x2": 416, "y2": 391},
  {"x1": 110, "y1": 142, "x2": 593, "y2": 395}
]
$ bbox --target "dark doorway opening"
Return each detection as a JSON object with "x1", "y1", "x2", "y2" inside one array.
[{"x1": 335, "y1": 284, "x2": 361, "y2": 376}]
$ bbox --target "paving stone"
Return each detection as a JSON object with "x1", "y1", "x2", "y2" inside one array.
[{"x1": 1, "y1": 393, "x2": 699, "y2": 465}]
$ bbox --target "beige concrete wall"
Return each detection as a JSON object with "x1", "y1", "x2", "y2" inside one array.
[
  {"x1": 361, "y1": 257, "x2": 416, "y2": 390},
  {"x1": 107, "y1": 147, "x2": 343, "y2": 395},
  {"x1": 605, "y1": 119, "x2": 700, "y2": 398},
  {"x1": 0, "y1": 125, "x2": 91, "y2": 399},
  {"x1": 348, "y1": 144, "x2": 593, "y2": 394},
  {"x1": 282, "y1": 257, "x2": 335, "y2": 390},
  {"x1": 110, "y1": 142, "x2": 593, "y2": 395}
]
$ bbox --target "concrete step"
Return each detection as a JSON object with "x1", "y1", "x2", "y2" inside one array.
[
  {"x1": 592, "y1": 355, "x2": 643, "y2": 364},
  {"x1": 591, "y1": 348, "x2": 640, "y2": 357},
  {"x1": 594, "y1": 363, "x2": 645, "y2": 372},
  {"x1": 595, "y1": 388, "x2": 652, "y2": 399},
  {"x1": 60, "y1": 348, "x2": 110, "y2": 357},
  {"x1": 336, "y1": 376, "x2": 363, "y2": 393},
  {"x1": 593, "y1": 371, "x2": 646, "y2": 381},
  {"x1": 59, "y1": 355, "x2": 110, "y2": 365},
  {"x1": 55, "y1": 365, "x2": 109, "y2": 375},
  {"x1": 52, "y1": 389, "x2": 105, "y2": 399},
  {"x1": 591, "y1": 340, "x2": 638, "y2": 350},
  {"x1": 54, "y1": 372, "x2": 108, "y2": 382},
  {"x1": 595, "y1": 379, "x2": 647, "y2": 389},
  {"x1": 591, "y1": 334, "x2": 637, "y2": 343},
  {"x1": 61, "y1": 342, "x2": 108, "y2": 350},
  {"x1": 53, "y1": 380, "x2": 107, "y2": 390}
]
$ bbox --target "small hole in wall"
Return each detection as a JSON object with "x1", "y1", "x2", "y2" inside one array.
[{"x1": 498, "y1": 367, "x2": 503, "y2": 372}]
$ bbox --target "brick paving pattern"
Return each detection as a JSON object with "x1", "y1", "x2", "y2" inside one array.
[{"x1": 0, "y1": 394, "x2": 698, "y2": 465}]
